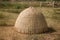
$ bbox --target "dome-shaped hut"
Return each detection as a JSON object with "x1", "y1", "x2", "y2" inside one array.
[{"x1": 15, "y1": 7, "x2": 48, "y2": 34}]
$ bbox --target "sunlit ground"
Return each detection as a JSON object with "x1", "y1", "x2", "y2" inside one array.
[{"x1": 0, "y1": 2, "x2": 60, "y2": 40}]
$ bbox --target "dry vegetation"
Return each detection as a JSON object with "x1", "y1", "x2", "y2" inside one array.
[{"x1": 0, "y1": 1, "x2": 60, "y2": 40}]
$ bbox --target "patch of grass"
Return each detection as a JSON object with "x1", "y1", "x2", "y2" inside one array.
[
  {"x1": 6, "y1": 9, "x2": 23, "y2": 13},
  {"x1": 0, "y1": 21, "x2": 7, "y2": 26},
  {"x1": 13, "y1": 3, "x2": 29, "y2": 9},
  {"x1": 52, "y1": 11, "x2": 60, "y2": 20},
  {"x1": 0, "y1": 2, "x2": 40, "y2": 9},
  {"x1": 0, "y1": 9, "x2": 24, "y2": 13},
  {"x1": 0, "y1": 13, "x2": 6, "y2": 19},
  {"x1": 0, "y1": 2, "x2": 29, "y2": 9},
  {"x1": 0, "y1": 11, "x2": 18, "y2": 26},
  {"x1": 41, "y1": 8, "x2": 54, "y2": 18},
  {"x1": 41, "y1": 8, "x2": 60, "y2": 20},
  {"x1": 0, "y1": 2, "x2": 12, "y2": 9},
  {"x1": 0, "y1": 12, "x2": 12, "y2": 19}
]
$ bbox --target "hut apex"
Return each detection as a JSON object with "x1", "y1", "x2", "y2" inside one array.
[{"x1": 15, "y1": 7, "x2": 48, "y2": 34}]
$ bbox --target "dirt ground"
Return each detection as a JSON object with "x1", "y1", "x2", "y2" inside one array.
[{"x1": 0, "y1": 24, "x2": 60, "y2": 40}]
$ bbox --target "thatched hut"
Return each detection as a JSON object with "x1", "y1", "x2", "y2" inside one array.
[{"x1": 15, "y1": 7, "x2": 48, "y2": 34}]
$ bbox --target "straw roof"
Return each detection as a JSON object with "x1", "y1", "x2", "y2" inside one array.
[{"x1": 15, "y1": 7, "x2": 48, "y2": 34}]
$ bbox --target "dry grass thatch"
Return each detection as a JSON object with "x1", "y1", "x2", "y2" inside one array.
[{"x1": 15, "y1": 7, "x2": 48, "y2": 34}]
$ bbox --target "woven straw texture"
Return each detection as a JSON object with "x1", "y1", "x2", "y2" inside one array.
[{"x1": 15, "y1": 7, "x2": 48, "y2": 34}]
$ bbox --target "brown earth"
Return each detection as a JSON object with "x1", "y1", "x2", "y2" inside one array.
[{"x1": 0, "y1": 24, "x2": 60, "y2": 40}]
